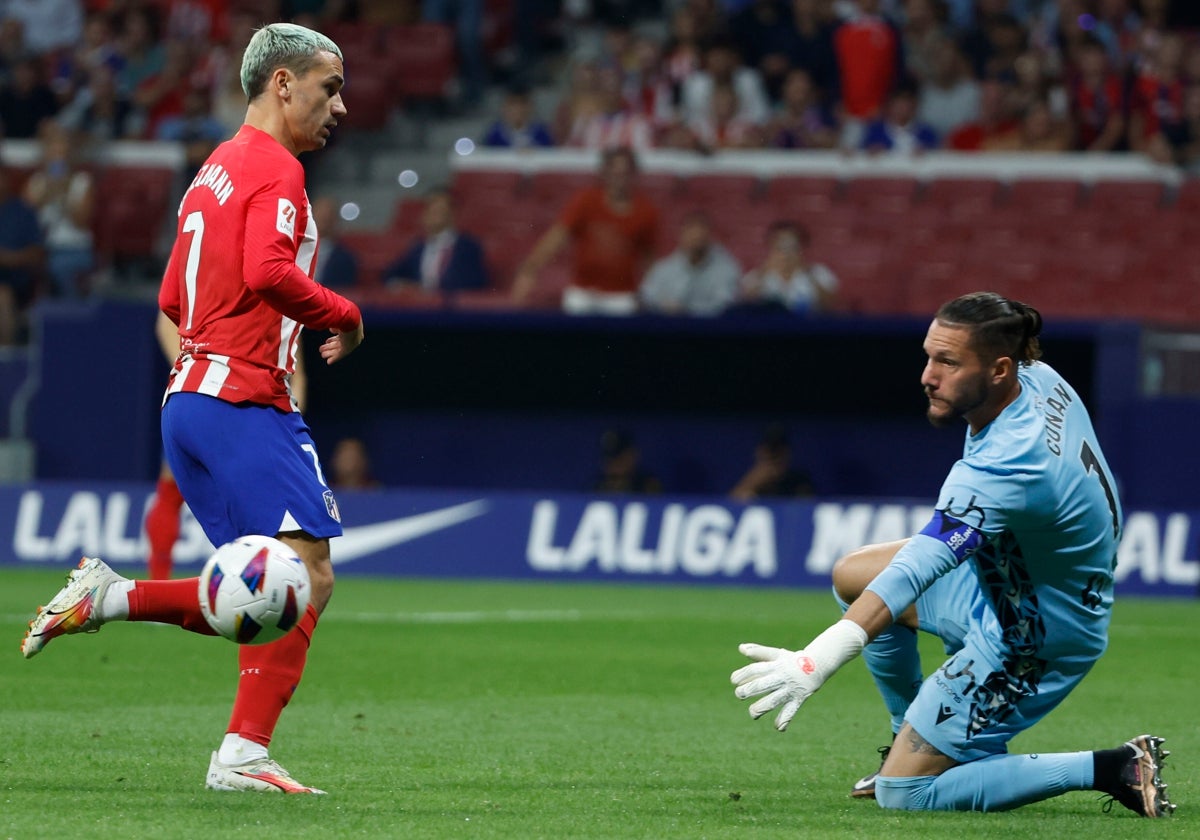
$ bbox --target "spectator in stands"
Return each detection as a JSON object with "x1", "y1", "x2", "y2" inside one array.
[
  {"x1": 832, "y1": 0, "x2": 902, "y2": 147},
  {"x1": 1008, "y1": 48, "x2": 1069, "y2": 126},
  {"x1": 566, "y1": 64, "x2": 656, "y2": 151},
  {"x1": 1130, "y1": 30, "x2": 1186, "y2": 164},
  {"x1": 623, "y1": 33, "x2": 677, "y2": 135},
  {"x1": 481, "y1": 83, "x2": 555, "y2": 148},
  {"x1": 901, "y1": 0, "x2": 952, "y2": 87},
  {"x1": 0, "y1": 0, "x2": 83, "y2": 58},
  {"x1": 155, "y1": 85, "x2": 229, "y2": 183},
  {"x1": 422, "y1": 0, "x2": 487, "y2": 108},
  {"x1": 735, "y1": 220, "x2": 837, "y2": 315},
  {"x1": 1068, "y1": 33, "x2": 1127, "y2": 152},
  {"x1": 553, "y1": 59, "x2": 604, "y2": 144},
  {"x1": 944, "y1": 77, "x2": 1021, "y2": 150},
  {"x1": 0, "y1": 55, "x2": 59, "y2": 138},
  {"x1": 989, "y1": 95, "x2": 1072, "y2": 152},
  {"x1": 310, "y1": 196, "x2": 359, "y2": 289},
  {"x1": 681, "y1": 36, "x2": 771, "y2": 130},
  {"x1": 383, "y1": 187, "x2": 489, "y2": 293},
  {"x1": 511, "y1": 146, "x2": 659, "y2": 315},
  {"x1": 329, "y1": 437, "x2": 383, "y2": 490},
  {"x1": 730, "y1": 0, "x2": 801, "y2": 104},
  {"x1": 50, "y1": 10, "x2": 124, "y2": 108},
  {"x1": 769, "y1": 67, "x2": 839, "y2": 148},
  {"x1": 780, "y1": 0, "x2": 842, "y2": 105},
  {"x1": 115, "y1": 6, "x2": 165, "y2": 97},
  {"x1": 729, "y1": 422, "x2": 815, "y2": 501},
  {"x1": 916, "y1": 36, "x2": 981, "y2": 141},
  {"x1": 594, "y1": 428, "x2": 662, "y2": 495},
  {"x1": 639, "y1": 210, "x2": 741, "y2": 316},
  {"x1": 661, "y1": 5, "x2": 706, "y2": 111},
  {"x1": 685, "y1": 80, "x2": 768, "y2": 150},
  {"x1": 977, "y1": 12, "x2": 1028, "y2": 83},
  {"x1": 861, "y1": 82, "x2": 940, "y2": 154},
  {"x1": 0, "y1": 167, "x2": 44, "y2": 345},
  {"x1": 209, "y1": 10, "x2": 259, "y2": 136},
  {"x1": 1167, "y1": 82, "x2": 1200, "y2": 172},
  {"x1": 22, "y1": 120, "x2": 94, "y2": 298},
  {"x1": 57, "y1": 63, "x2": 144, "y2": 142},
  {"x1": 958, "y1": 0, "x2": 1014, "y2": 79},
  {"x1": 134, "y1": 39, "x2": 195, "y2": 139}
]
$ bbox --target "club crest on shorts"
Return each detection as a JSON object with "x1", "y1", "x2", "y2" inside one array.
[{"x1": 323, "y1": 490, "x2": 341, "y2": 522}]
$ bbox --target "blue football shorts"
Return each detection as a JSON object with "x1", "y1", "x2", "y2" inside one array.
[
  {"x1": 908, "y1": 562, "x2": 1096, "y2": 762},
  {"x1": 161, "y1": 392, "x2": 343, "y2": 548}
]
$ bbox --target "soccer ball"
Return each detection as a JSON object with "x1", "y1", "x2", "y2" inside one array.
[{"x1": 198, "y1": 535, "x2": 311, "y2": 645}]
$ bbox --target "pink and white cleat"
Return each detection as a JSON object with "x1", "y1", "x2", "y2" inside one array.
[{"x1": 21, "y1": 557, "x2": 125, "y2": 659}]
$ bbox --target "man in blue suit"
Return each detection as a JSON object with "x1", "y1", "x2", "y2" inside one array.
[{"x1": 383, "y1": 187, "x2": 489, "y2": 292}]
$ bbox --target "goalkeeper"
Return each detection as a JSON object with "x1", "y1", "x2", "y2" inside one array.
[{"x1": 731, "y1": 292, "x2": 1174, "y2": 818}]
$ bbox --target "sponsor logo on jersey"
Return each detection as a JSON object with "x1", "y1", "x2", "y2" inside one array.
[
  {"x1": 277, "y1": 198, "x2": 297, "y2": 237},
  {"x1": 920, "y1": 509, "x2": 984, "y2": 562}
]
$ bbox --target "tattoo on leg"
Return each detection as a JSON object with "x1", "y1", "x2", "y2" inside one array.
[{"x1": 906, "y1": 729, "x2": 948, "y2": 757}]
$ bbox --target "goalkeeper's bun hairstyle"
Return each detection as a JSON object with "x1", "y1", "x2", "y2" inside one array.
[{"x1": 936, "y1": 291, "x2": 1043, "y2": 366}]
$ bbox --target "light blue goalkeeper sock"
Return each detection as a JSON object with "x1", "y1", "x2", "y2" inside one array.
[
  {"x1": 834, "y1": 587, "x2": 922, "y2": 734},
  {"x1": 875, "y1": 751, "x2": 1094, "y2": 811}
]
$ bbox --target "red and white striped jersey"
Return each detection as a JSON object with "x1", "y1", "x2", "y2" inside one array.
[{"x1": 159, "y1": 125, "x2": 361, "y2": 412}]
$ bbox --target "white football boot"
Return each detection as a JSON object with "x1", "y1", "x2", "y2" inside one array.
[
  {"x1": 22, "y1": 557, "x2": 125, "y2": 659},
  {"x1": 206, "y1": 752, "x2": 327, "y2": 794}
]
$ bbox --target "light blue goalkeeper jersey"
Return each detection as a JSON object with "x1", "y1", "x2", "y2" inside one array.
[{"x1": 867, "y1": 361, "x2": 1123, "y2": 667}]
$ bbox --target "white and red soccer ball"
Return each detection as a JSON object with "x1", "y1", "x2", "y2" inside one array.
[{"x1": 198, "y1": 535, "x2": 310, "y2": 644}]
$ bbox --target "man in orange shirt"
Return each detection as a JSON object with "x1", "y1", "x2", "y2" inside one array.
[{"x1": 511, "y1": 146, "x2": 660, "y2": 315}]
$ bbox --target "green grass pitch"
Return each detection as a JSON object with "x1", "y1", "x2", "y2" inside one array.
[{"x1": 1, "y1": 569, "x2": 1195, "y2": 839}]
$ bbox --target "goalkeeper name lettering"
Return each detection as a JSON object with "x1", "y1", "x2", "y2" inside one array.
[{"x1": 525, "y1": 500, "x2": 777, "y2": 578}]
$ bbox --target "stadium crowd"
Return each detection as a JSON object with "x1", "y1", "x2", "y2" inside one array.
[
  {"x1": 485, "y1": 0, "x2": 1200, "y2": 166},
  {"x1": 3, "y1": 0, "x2": 1200, "y2": 338}
]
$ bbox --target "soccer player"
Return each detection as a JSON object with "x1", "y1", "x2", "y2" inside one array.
[
  {"x1": 143, "y1": 311, "x2": 308, "y2": 580},
  {"x1": 730, "y1": 292, "x2": 1175, "y2": 817},
  {"x1": 22, "y1": 23, "x2": 363, "y2": 795}
]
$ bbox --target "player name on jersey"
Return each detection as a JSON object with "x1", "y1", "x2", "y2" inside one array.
[{"x1": 184, "y1": 163, "x2": 236, "y2": 207}]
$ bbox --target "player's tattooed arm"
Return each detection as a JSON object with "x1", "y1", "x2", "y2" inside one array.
[{"x1": 905, "y1": 728, "x2": 949, "y2": 757}]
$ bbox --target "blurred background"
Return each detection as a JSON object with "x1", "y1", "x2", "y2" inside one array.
[{"x1": 0, "y1": 0, "x2": 1198, "y2": 562}]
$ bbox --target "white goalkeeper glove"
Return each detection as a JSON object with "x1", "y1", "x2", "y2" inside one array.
[{"x1": 730, "y1": 619, "x2": 868, "y2": 731}]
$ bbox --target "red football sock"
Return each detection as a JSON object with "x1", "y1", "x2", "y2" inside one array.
[
  {"x1": 227, "y1": 604, "x2": 319, "y2": 747},
  {"x1": 145, "y1": 476, "x2": 185, "y2": 580},
  {"x1": 127, "y1": 578, "x2": 217, "y2": 635}
]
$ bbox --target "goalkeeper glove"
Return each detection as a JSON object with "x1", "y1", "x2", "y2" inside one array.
[{"x1": 730, "y1": 619, "x2": 868, "y2": 731}]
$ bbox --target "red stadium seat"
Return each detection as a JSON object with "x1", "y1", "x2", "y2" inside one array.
[
  {"x1": 761, "y1": 175, "x2": 841, "y2": 215},
  {"x1": 676, "y1": 174, "x2": 760, "y2": 207},
  {"x1": 323, "y1": 21, "x2": 382, "y2": 55},
  {"x1": 1172, "y1": 177, "x2": 1200, "y2": 213},
  {"x1": 341, "y1": 231, "x2": 403, "y2": 287},
  {"x1": 452, "y1": 169, "x2": 526, "y2": 201},
  {"x1": 637, "y1": 171, "x2": 681, "y2": 206},
  {"x1": 383, "y1": 24, "x2": 458, "y2": 102},
  {"x1": 339, "y1": 71, "x2": 395, "y2": 131},
  {"x1": 922, "y1": 178, "x2": 1001, "y2": 218},
  {"x1": 92, "y1": 166, "x2": 176, "y2": 262},
  {"x1": 1086, "y1": 180, "x2": 1166, "y2": 215},
  {"x1": 527, "y1": 170, "x2": 597, "y2": 204},
  {"x1": 841, "y1": 176, "x2": 919, "y2": 213},
  {"x1": 1004, "y1": 179, "x2": 1082, "y2": 216}
]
